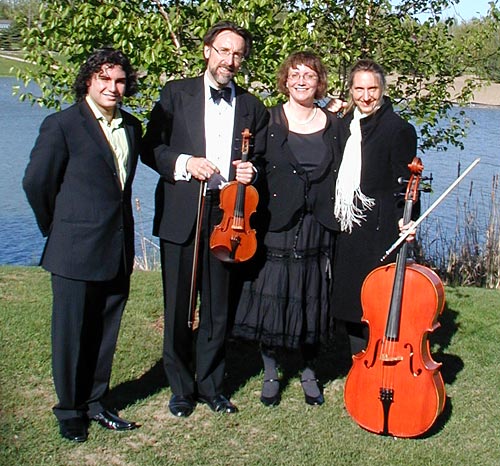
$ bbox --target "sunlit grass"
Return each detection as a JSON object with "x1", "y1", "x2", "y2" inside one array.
[
  {"x1": 1, "y1": 266, "x2": 500, "y2": 465},
  {"x1": 0, "y1": 51, "x2": 33, "y2": 76}
]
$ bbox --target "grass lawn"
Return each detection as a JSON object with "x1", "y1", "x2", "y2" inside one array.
[
  {"x1": 1, "y1": 266, "x2": 499, "y2": 465},
  {"x1": 0, "y1": 51, "x2": 32, "y2": 76}
]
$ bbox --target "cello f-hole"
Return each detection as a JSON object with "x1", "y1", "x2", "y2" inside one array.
[{"x1": 404, "y1": 342, "x2": 423, "y2": 377}]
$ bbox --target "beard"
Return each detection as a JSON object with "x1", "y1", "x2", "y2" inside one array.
[{"x1": 207, "y1": 63, "x2": 236, "y2": 87}]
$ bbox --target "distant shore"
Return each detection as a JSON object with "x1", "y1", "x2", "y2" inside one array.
[{"x1": 452, "y1": 76, "x2": 500, "y2": 107}]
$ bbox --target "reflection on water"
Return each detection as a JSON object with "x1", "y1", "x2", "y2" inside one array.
[{"x1": 0, "y1": 77, "x2": 499, "y2": 265}]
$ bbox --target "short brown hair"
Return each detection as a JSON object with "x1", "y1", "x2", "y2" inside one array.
[
  {"x1": 203, "y1": 21, "x2": 253, "y2": 59},
  {"x1": 277, "y1": 51, "x2": 328, "y2": 99}
]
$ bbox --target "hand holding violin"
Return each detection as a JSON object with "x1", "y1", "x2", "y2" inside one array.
[
  {"x1": 233, "y1": 159, "x2": 255, "y2": 185},
  {"x1": 209, "y1": 128, "x2": 258, "y2": 263}
]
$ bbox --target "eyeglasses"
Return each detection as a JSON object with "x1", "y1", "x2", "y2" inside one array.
[
  {"x1": 287, "y1": 72, "x2": 318, "y2": 83},
  {"x1": 211, "y1": 45, "x2": 245, "y2": 64}
]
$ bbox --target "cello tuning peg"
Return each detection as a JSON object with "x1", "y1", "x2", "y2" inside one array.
[{"x1": 398, "y1": 177, "x2": 409, "y2": 185}]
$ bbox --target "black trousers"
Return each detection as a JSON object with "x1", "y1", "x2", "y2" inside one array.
[
  {"x1": 50, "y1": 270, "x2": 129, "y2": 420},
  {"x1": 160, "y1": 192, "x2": 232, "y2": 398}
]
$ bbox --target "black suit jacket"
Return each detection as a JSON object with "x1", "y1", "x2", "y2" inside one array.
[
  {"x1": 143, "y1": 76, "x2": 269, "y2": 244},
  {"x1": 23, "y1": 100, "x2": 142, "y2": 281},
  {"x1": 258, "y1": 105, "x2": 345, "y2": 232}
]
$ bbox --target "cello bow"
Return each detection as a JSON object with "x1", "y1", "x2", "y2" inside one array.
[{"x1": 381, "y1": 157, "x2": 481, "y2": 261}]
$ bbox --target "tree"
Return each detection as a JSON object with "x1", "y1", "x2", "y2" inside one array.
[
  {"x1": 16, "y1": 0, "x2": 500, "y2": 151},
  {"x1": 0, "y1": 1, "x2": 39, "y2": 49},
  {"x1": 451, "y1": 8, "x2": 500, "y2": 83}
]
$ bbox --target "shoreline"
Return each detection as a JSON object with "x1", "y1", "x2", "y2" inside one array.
[{"x1": 452, "y1": 76, "x2": 500, "y2": 107}]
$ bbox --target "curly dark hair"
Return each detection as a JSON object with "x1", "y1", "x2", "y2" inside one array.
[
  {"x1": 203, "y1": 21, "x2": 253, "y2": 59},
  {"x1": 277, "y1": 51, "x2": 328, "y2": 100},
  {"x1": 73, "y1": 47, "x2": 138, "y2": 101}
]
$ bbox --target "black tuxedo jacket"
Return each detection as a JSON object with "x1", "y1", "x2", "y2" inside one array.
[
  {"x1": 23, "y1": 100, "x2": 142, "y2": 281},
  {"x1": 143, "y1": 76, "x2": 269, "y2": 244}
]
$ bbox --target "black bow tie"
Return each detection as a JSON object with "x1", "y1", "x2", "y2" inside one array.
[{"x1": 210, "y1": 86, "x2": 232, "y2": 104}]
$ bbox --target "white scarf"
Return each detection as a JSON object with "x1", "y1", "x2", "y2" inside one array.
[{"x1": 334, "y1": 108, "x2": 375, "y2": 233}]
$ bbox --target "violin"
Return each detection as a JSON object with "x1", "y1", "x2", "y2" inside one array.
[
  {"x1": 210, "y1": 128, "x2": 259, "y2": 263},
  {"x1": 343, "y1": 157, "x2": 446, "y2": 438}
]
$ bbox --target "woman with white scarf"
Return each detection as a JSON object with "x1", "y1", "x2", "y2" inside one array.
[{"x1": 331, "y1": 59, "x2": 418, "y2": 356}]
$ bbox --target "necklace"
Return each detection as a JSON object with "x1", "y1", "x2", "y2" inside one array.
[{"x1": 286, "y1": 105, "x2": 317, "y2": 125}]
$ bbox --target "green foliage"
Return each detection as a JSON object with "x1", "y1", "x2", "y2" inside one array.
[
  {"x1": 15, "y1": 0, "x2": 500, "y2": 151},
  {"x1": 0, "y1": 52, "x2": 32, "y2": 75},
  {"x1": 451, "y1": 4, "x2": 500, "y2": 82},
  {"x1": 0, "y1": 1, "x2": 13, "y2": 18}
]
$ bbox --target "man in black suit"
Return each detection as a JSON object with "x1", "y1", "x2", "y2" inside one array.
[
  {"x1": 143, "y1": 21, "x2": 268, "y2": 417},
  {"x1": 23, "y1": 48, "x2": 142, "y2": 442}
]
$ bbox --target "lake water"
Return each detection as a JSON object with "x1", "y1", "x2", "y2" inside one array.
[
  {"x1": 0, "y1": 77, "x2": 158, "y2": 265},
  {"x1": 0, "y1": 77, "x2": 499, "y2": 265}
]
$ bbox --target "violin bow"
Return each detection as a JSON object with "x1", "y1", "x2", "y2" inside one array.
[
  {"x1": 381, "y1": 157, "x2": 481, "y2": 261},
  {"x1": 188, "y1": 179, "x2": 206, "y2": 329}
]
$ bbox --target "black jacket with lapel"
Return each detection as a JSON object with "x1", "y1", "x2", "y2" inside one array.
[
  {"x1": 143, "y1": 76, "x2": 269, "y2": 244},
  {"x1": 23, "y1": 100, "x2": 142, "y2": 281}
]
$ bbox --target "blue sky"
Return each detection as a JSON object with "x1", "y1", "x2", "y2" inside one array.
[{"x1": 445, "y1": 0, "x2": 495, "y2": 20}]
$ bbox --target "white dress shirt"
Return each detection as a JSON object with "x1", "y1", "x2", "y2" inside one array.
[{"x1": 174, "y1": 72, "x2": 236, "y2": 189}]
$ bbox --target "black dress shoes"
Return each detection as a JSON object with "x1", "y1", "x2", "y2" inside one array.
[
  {"x1": 301, "y1": 378, "x2": 325, "y2": 406},
  {"x1": 91, "y1": 410, "x2": 138, "y2": 430},
  {"x1": 260, "y1": 379, "x2": 280, "y2": 407},
  {"x1": 304, "y1": 392, "x2": 325, "y2": 406},
  {"x1": 168, "y1": 395, "x2": 196, "y2": 418},
  {"x1": 198, "y1": 394, "x2": 238, "y2": 413},
  {"x1": 59, "y1": 417, "x2": 88, "y2": 442}
]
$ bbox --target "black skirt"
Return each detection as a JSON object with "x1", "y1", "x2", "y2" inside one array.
[{"x1": 232, "y1": 212, "x2": 333, "y2": 349}]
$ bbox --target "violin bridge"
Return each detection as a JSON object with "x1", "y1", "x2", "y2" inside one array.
[{"x1": 380, "y1": 354, "x2": 403, "y2": 362}]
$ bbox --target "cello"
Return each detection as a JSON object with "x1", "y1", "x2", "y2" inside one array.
[
  {"x1": 210, "y1": 128, "x2": 259, "y2": 263},
  {"x1": 343, "y1": 157, "x2": 446, "y2": 438}
]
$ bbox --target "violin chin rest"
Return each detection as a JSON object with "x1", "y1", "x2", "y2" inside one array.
[{"x1": 210, "y1": 245, "x2": 239, "y2": 263}]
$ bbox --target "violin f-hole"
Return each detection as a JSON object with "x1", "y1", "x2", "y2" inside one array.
[{"x1": 209, "y1": 128, "x2": 258, "y2": 263}]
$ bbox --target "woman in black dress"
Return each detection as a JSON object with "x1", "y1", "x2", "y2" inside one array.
[
  {"x1": 332, "y1": 59, "x2": 418, "y2": 355},
  {"x1": 232, "y1": 51, "x2": 342, "y2": 406}
]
